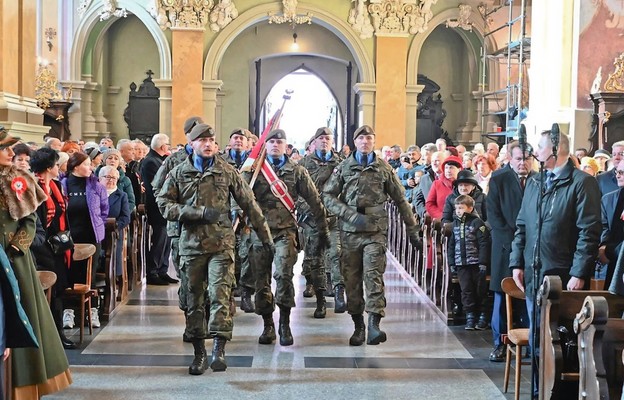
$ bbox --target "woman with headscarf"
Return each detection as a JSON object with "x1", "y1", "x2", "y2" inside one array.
[{"x1": 0, "y1": 127, "x2": 72, "y2": 399}]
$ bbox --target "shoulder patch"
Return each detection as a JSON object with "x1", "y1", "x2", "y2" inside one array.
[
  {"x1": 333, "y1": 167, "x2": 340, "y2": 175},
  {"x1": 479, "y1": 225, "x2": 486, "y2": 233}
]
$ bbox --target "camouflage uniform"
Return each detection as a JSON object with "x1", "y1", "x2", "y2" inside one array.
[
  {"x1": 157, "y1": 146, "x2": 272, "y2": 343},
  {"x1": 220, "y1": 148, "x2": 255, "y2": 296},
  {"x1": 323, "y1": 125, "x2": 420, "y2": 346},
  {"x1": 299, "y1": 148, "x2": 345, "y2": 295},
  {"x1": 152, "y1": 145, "x2": 193, "y2": 310},
  {"x1": 244, "y1": 129, "x2": 328, "y2": 345}
]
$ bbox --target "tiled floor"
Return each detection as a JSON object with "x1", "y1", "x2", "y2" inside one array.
[{"x1": 48, "y1": 254, "x2": 532, "y2": 399}]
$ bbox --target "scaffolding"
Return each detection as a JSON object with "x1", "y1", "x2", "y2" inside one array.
[{"x1": 479, "y1": 0, "x2": 530, "y2": 143}]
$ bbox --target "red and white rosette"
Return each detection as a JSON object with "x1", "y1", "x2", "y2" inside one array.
[{"x1": 11, "y1": 176, "x2": 27, "y2": 200}]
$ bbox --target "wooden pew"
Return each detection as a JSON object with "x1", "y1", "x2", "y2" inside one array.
[
  {"x1": 98, "y1": 218, "x2": 119, "y2": 321},
  {"x1": 538, "y1": 276, "x2": 624, "y2": 399},
  {"x1": 574, "y1": 295, "x2": 624, "y2": 400}
]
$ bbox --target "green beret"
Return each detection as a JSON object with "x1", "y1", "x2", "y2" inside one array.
[
  {"x1": 313, "y1": 127, "x2": 333, "y2": 141},
  {"x1": 183, "y1": 116, "x2": 204, "y2": 135},
  {"x1": 187, "y1": 123, "x2": 215, "y2": 141},
  {"x1": 353, "y1": 125, "x2": 375, "y2": 140},
  {"x1": 230, "y1": 128, "x2": 251, "y2": 139},
  {"x1": 266, "y1": 129, "x2": 287, "y2": 142}
]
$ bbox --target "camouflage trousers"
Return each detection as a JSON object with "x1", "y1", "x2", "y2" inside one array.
[
  {"x1": 340, "y1": 231, "x2": 387, "y2": 317},
  {"x1": 249, "y1": 228, "x2": 298, "y2": 315},
  {"x1": 171, "y1": 237, "x2": 187, "y2": 312},
  {"x1": 301, "y1": 217, "x2": 343, "y2": 289},
  {"x1": 235, "y1": 227, "x2": 254, "y2": 291},
  {"x1": 181, "y1": 250, "x2": 235, "y2": 340}
]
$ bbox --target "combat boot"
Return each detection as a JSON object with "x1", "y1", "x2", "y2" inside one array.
[
  {"x1": 349, "y1": 314, "x2": 366, "y2": 346},
  {"x1": 334, "y1": 284, "x2": 347, "y2": 313},
  {"x1": 189, "y1": 339, "x2": 208, "y2": 375},
  {"x1": 303, "y1": 276, "x2": 314, "y2": 298},
  {"x1": 325, "y1": 272, "x2": 335, "y2": 297},
  {"x1": 367, "y1": 313, "x2": 387, "y2": 345},
  {"x1": 314, "y1": 289, "x2": 326, "y2": 319},
  {"x1": 465, "y1": 312, "x2": 476, "y2": 330},
  {"x1": 278, "y1": 306, "x2": 294, "y2": 346},
  {"x1": 258, "y1": 313, "x2": 276, "y2": 344},
  {"x1": 240, "y1": 287, "x2": 255, "y2": 313},
  {"x1": 210, "y1": 336, "x2": 227, "y2": 372}
]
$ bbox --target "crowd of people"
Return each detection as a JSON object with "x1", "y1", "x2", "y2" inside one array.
[{"x1": 2, "y1": 119, "x2": 624, "y2": 396}]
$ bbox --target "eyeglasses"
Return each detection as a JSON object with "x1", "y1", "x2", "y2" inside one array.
[
  {"x1": 103, "y1": 175, "x2": 118, "y2": 181},
  {"x1": 615, "y1": 170, "x2": 624, "y2": 176}
]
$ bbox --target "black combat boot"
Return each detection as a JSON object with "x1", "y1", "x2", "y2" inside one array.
[
  {"x1": 189, "y1": 339, "x2": 208, "y2": 375},
  {"x1": 240, "y1": 287, "x2": 255, "y2": 313},
  {"x1": 465, "y1": 312, "x2": 476, "y2": 330},
  {"x1": 367, "y1": 313, "x2": 387, "y2": 345},
  {"x1": 475, "y1": 312, "x2": 489, "y2": 330},
  {"x1": 325, "y1": 272, "x2": 335, "y2": 297},
  {"x1": 278, "y1": 306, "x2": 294, "y2": 346},
  {"x1": 210, "y1": 336, "x2": 227, "y2": 372},
  {"x1": 258, "y1": 313, "x2": 276, "y2": 344},
  {"x1": 349, "y1": 314, "x2": 366, "y2": 346},
  {"x1": 334, "y1": 284, "x2": 347, "y2": 313},
  {"x1": 303, "y1": 276, "x2": 314, "y2": 298},
  {"x1": 314, "y1": 289, "x2": 326, "y2": 318}
]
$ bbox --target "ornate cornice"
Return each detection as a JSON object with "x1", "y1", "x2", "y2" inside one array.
[
  {"x1": 149, "y1": 0, "x2": 238, "y2": 32},
  {"x1": 348, "y1": 0, "x2": 439, "y2": 39}
]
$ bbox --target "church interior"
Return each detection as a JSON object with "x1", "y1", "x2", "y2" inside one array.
[{"x1": 1, "y1": 0, "x2": 624, "y2": 399}]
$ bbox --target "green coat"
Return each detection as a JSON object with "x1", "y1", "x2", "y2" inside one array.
[
  {"x1": 152, "y1": 147, "x2": 191, "y2": 237},
  {"x1": 298, "y1": 150, "x2": 343, "y2": 218},
  {"x1": 0, "y1": 210, "x2": 70, "y2": 388},
  {"x1": 323, "y1": 152, "x2": 419, "y2": 235},
  {"x1": 157, "y1": 154, "x2": 272, "y2": 256},
  {"x1": 244, "y1": 158, "x2": 328, "y2": 233}
]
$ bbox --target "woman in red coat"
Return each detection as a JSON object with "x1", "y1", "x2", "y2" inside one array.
[{"x1": 425, "y1": 156, "x2": 463, "y2": 219}]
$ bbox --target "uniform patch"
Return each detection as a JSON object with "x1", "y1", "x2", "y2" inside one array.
[
  {"x1": 479, "y1": 226, "x2": 486, "y2": 233},
  {"x1": 214, "y1": 176, "x2": 227, "y2": 186}
]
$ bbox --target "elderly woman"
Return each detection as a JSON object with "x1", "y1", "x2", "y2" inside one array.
[
  {"x1": 61, "y1": 153, "x2": 108, "y2": 289},
  {"x1": 473, "y1": 154, "x2": 497, "y2": 194},
  {"x1": 96, "y1": 149, "x2": 136, "y2": 212},
  {"x1": 12, "y1": 143, "x2": 32, "y2": 172},
  {"x1": 0, "y1": 127, "x2": 72, "y2": 399},
  {"x1": 580, "y1": 156, "x2": 599, "y2": 177},
  {"x1": 98, "y1": 166, "x2": 130, "y2": 280},
  {"x1": 57, "y1": 151, "x2": 69, "y2": 177},
  {"x1": 84, "y1": 146, "x2": 103, "y2": 172},
  {"x1": 426, "y1": 155, "x2": 463, "y2": 219},
  {"x1": 29, "y1": 148, "x2": 77, "y2": 349}
]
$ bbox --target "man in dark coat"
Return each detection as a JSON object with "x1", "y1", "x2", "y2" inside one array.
[
  {"x1": 141, "y1": 133, "x2": 176, "y2": 285},
  {"x1": 509, "y1": 130, "x2": 601, "y2": 396},
  {"x1": 598, "y1": 158, "x2": 624, "y2": 288},
  {"x1": 596, "y1": 141, "x2": 624, "y2": 196},
  {"x1": 486, "y1": 141, "x2": 533, "y2": 362}
]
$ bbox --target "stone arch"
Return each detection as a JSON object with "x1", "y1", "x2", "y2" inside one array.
[
  {"x1": 407, "y1": 7, "x2": 496, "y2": 86},
  {"x1": 70, "y1": 0, "x2": 171, "y2": 80},
  {"x1": 204, "y1": 3, "x2": 375, "y2": 84}
]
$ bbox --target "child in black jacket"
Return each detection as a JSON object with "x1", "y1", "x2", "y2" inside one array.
[{"x1": 448, "y1": 195, "x2": 491, "y2": 330}]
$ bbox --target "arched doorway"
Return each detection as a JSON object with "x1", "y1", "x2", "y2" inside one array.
[{"x1": 262, "y1": 67, "x2": 342, "y2": 151}]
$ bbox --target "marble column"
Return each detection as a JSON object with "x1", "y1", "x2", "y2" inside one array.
[
  {"x1": 202, "y1": 79, "x2": 223, "y2": 134},
  {"x1": 353, "y1": 83, "x2": 376, "y2": 130},
  {"x1": 171, "y1": 28, "x2": 204, "y2": 146},
  {"x1": 374, "y1": 35, "x2": 409, "y2": 148}
]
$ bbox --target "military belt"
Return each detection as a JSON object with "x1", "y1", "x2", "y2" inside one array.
[{"x1": 350, "y1": 205, "x2": 386, "y2": 215}]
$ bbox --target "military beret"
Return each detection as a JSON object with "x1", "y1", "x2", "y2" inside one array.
[
  {"x1": 187, "y1": 123, "x2": 215, "y2": 141},
  {"x1": 230, "y1": 128, "x2": 251, "y2": 139},
  {"x1": 183, "y1": 116, "x2": 204, "y2": 135},
  {"x1": 313, "y1": 127, "x2": 333, "y2": 141},
  {"x1": 266, "y1": 129, "x2": 287, "y2": 142},
  {"x1": 353, "y1": 125, "x2": 375, "y2": 140}
]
